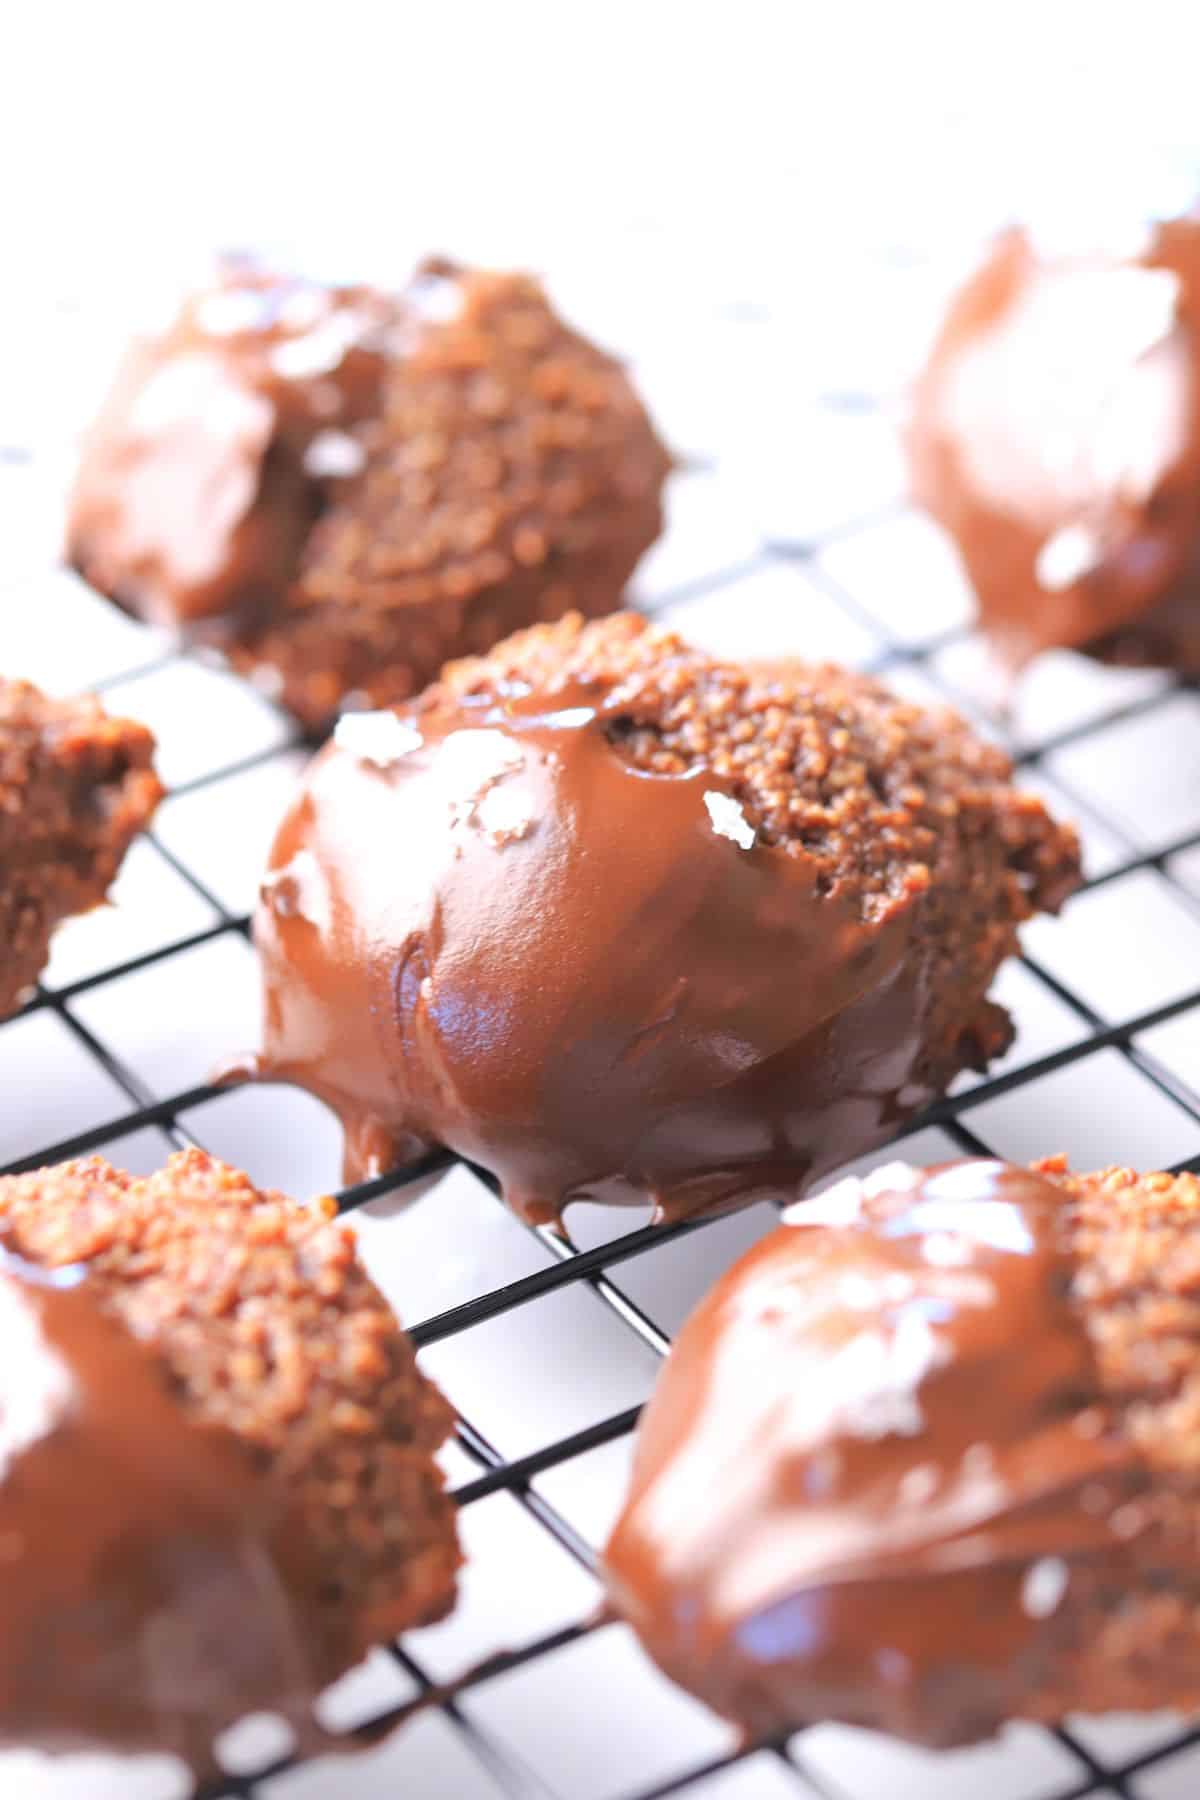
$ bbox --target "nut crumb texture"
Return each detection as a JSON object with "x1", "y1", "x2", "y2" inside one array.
[
  {"x1": 0, "y1": 679, "x2": 162, "y2": 1017},
  {"x1": 0, "y1": 1147, "x2": 460, "y2": 1771}
]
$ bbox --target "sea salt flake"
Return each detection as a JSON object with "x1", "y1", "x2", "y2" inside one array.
[
  {"x1": 473, "y1": 782, "x2": 536, "y2": 845},
  {"x1": 132, "y1": 354, "x2": 266, "y2": 437},
  {"x1": 259, "y1": 849, "x2": 331, "y2": 931},
  {"x1": 897, "y1": 1464, "x2": 939, "y2": 1506},
  {"x1": 834, "y1": 1312, "x2": 941, "y2": 1441},
  {"x1": 334, "y1": 712, "x2": 423, "y2": 767},
  {"x1": 303, "y1": 429, "x2": 366, "y2": 479},
  {"x1": 1021, "y1": 1556, "x2": 1069, "y2": 1619},
  {"x1": 862, "y1": 1161, "x2": 922, "y2": 1199},
  {"x1": 922, "y1": 1231, "x2": 972, "y2": 1268},
  {"x1": 1036, "y1": 524, "x2": 1101, "y2": 592},
  {"x1": 704, "y1": 789, "x2": 755, "y2": 850},
  {"x1": 408, "y1": 270, "x2": 465, "y2": 325},
  {"x1": 270, "y1": 312, "x2": 365, "y2": 379},
  {"x1": 785, "y1": 1174, "x2": 865, "y2": 1227}
]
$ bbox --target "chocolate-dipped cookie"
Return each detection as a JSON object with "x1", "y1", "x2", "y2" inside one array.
[
  {"x1": 908, "y1": 217, "x2": 1200, "y2": 671},
  {"x1": 67, "y1": 265, "x2": 396, "y2": 632},
  {"x1": 0, "y1": 679, "x2": 161, "y2": 1017},
  {"x1": 0, "y1": 1150, "x2": 460, "y2": 1775},
  {"x1": 67, "y1": 260, "x2": 670, "y2": 729},
  {"x1": 605, "y1": 1156, "x2": 1200, "y2": 1747},
  {"x1": 241, "y1": 612, "x2": 1080, "y2": 1225}
]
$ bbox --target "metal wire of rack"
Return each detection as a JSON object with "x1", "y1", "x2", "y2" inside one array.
[{"x1": 7, "y1": 282, "x2": 1200, "y2": 1800}]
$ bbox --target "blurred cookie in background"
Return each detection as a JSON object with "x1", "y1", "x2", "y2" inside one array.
[
  {"x1": 907, "y1": 213, "x2": 1200, "y2": 675},
  {"x1": 67, "y1": 258, "x2": 671, "y2": 732}
]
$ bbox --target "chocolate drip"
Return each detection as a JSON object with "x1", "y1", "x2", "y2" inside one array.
[
  {"x1": 240, "y1": 684, "x2": 932, "y2": 1225},
  {"x1": 604, "y1": 1161, "x2": 1148, "y2": 1747}
]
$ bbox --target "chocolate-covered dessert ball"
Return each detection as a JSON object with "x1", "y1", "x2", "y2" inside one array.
[
  {"x1": 67, "y1": 259, "x2": 671, "y2": 729},
  {"x1": 908, "y1": 218, "x2": 1200, "y2": 671},
  {"x1": 66, "y1": 265, "x2": 397, "y2": 634},
  {"x1": 0, "y1": 679, "x2": 161, "y2": 1017},
  {"x1": 0, "y1": 1150, "x2": 460, "y2": 1772},
  {"x1": 242, "y1": 612, "x2": 1080, "y2": 1226},
  {"x1": 605, "y1": 1156, "x2": 1200, "y2": 1748}
]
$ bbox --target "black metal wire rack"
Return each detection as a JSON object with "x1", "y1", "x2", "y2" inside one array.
[{"x1": 8, "y1": 270, "x2": 1200, "y2": 1800}]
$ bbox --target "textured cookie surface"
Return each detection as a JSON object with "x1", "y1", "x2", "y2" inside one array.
[
  {"x1": 245, "y1": 612, "x2": 1080, "y2": 1224},
  {"x1": 0, "y1": 1148, "x2": 460, "y2": 1764},
  {"x1": 0, "y1": 679, "x2": 162, "y2": 1016}
]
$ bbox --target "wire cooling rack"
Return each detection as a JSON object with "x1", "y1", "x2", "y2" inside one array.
[{"x1": 7, "y1": 254, "x2": 1200, "y2": 1800}]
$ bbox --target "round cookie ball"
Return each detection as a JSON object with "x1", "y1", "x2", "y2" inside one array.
[
  {"x1": 243, "y1": 612, "x2": 1080, "y2": 1225},
  {"x1": 67, "y1": 263, "x2": 396, "y2": 631},
  {"x1": 0, "y1": 1149, "x2": 460, "y2": 1774},
  {"x1": 605, "y1": 1156, "x2": 1200, "y2": 1747},
  {"x1": 907, "y1": 216, "x2": 1200, "y2": 671},
  {"x1": 68, "y1": 259, "x2": 671, "y2": 730}
]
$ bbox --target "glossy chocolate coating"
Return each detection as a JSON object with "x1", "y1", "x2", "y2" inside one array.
[
  {"x1": 605, "y1": 1160, "x2": 1149, "y2": 1747},
  {"x1": 239, "y1": 603, "x2": 1079, "y2": 1226},
  {"x1": 908, "y1": 219, "x2": 1200, "y2": 670},
  {"x1": 67, "y1": 266, "x2": 395, "y2": 631},
  {"x1": 244, "y1": 685, "x2": 943, "y2": 1226},
  {"x1": 0, "y1": 1258, "x2": 323, "y2": 1774}
]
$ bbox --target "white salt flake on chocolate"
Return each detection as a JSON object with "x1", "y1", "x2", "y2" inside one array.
[
  {"x1": 1021, "y1": 1556, "x2": 1070, "y2": 1619},
  {"x1": 1036, "y1": 524, "x2": 1101, "y2": 592},
  {"x1": 270, "y1": 313, "x2": 366, "y2": 380},
  {"x1": 704, "y1": 789, "x2": 755, "y2": 850},
  {"x1": 131, "y1": 355, "x2": 269, "y2": 439},
  {"x1": 408, "y1": 269, "x2": 466, "y2": 326},
  {"x1": 333, "y1": 711, "x2": 424, "y2": 767},
  {"x1": 823, "y1": 1309, "x2": 943, "y2": 1442},
  {"x1": 473, "y1": 782, "x2": 536, "y2": 846},
  {"x1": 303, "y1": 431, "x2": 366, "y2": 480},
  {"x1": 785, "y1": 1174, "x2": 864, "y2": 1228},
  {"x1": 260, "y1": 849, "x2": 331, "y2": 932},
  {"x1": 862, "y1": 1161, "x2": 923, "y2": 1199},
  {"x1": 922, "y1": 1231, "x2": 973, "y2": 1268},
  {"x1": 784, "y1": 1163, "x2": 920, "y2": 1227}
]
